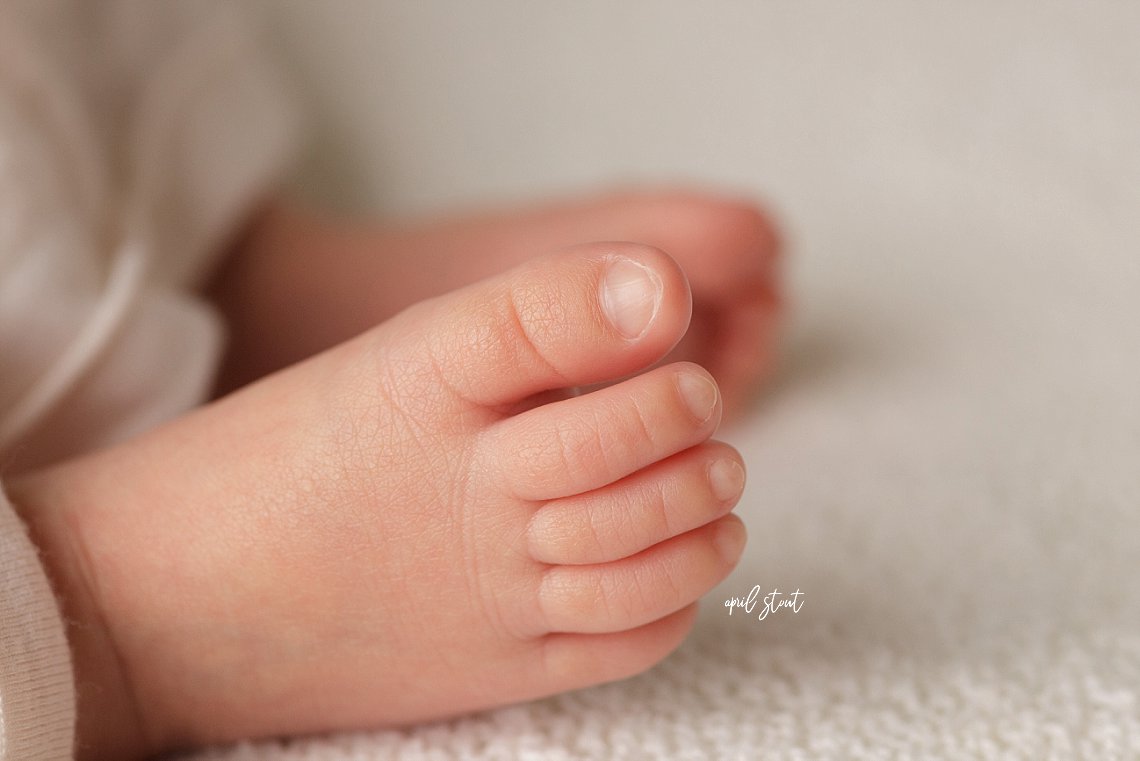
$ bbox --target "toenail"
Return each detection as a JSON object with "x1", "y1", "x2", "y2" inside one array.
[
  {"x1": 708, "y1": 459, "x2": 746, "y2": 502},
  {"x1": 676, "y1": 372, "x2": 718, "y2": 423},
  {"x1": 600, "y1": 257, "x2": 662, "y2": 339},
  {"x1": 714, "y1": 520, "x2": 747, "y2": 563}
]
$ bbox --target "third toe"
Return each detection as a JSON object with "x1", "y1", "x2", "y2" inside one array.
[
  {"x1": 527, "y1": 443, "x2": 746, "y2": 564},
  {"x1": 492, "y1": 363, "x2": 724, "y2": 501}
]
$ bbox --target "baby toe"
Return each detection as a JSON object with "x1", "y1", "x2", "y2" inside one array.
[
  {"x1": 536, "y1": 515, "x2": 746, "y2": 634},
  {"x1": 387, "y1": 241, "x2": 692, "y2": 412},
  {"x1": 537, "y1": 603, "x2": 699, "y2": 691},
  {"x1": 527, "y1": 443, "x2": 745, "y2": 565},
  {"x1": 491, "y1": 363, "x2": 723, "y2": 501}
]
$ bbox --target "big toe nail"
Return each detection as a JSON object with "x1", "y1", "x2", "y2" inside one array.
[{"x1": 600, "y1": 257, "x2": 663, "y2": 339}]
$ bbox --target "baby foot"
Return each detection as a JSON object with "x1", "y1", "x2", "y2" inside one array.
[
  {"x1": 210, "y1": 190, "x2": 781, "y2": 417},
  {"x1": 13, "y1": 243, "x2": 748, "y2": 758}
]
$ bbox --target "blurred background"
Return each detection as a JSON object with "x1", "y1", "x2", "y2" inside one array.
[{"x1": 254, "y1": 2, "x2": 1139, "y2": 234}]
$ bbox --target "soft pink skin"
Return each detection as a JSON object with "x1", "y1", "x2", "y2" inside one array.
[
  {"x1": 210, "y1": 189, "x2": 782, "y2": 418},
  {"x1": 10, "y1": 190, "x2": 781, "y2": 760}
]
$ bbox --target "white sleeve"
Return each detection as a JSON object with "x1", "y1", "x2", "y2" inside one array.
[
  {"x1": 0, "y1": 487, "x2": 74, "y2": 761},
  {"x1": 0, "y1": 0, "x2": 303, "y2": 470}
]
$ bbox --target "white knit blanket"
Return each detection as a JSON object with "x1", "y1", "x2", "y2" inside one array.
[{"x1": 185, "y1": 3, "x2": 1140, "y2": 758}]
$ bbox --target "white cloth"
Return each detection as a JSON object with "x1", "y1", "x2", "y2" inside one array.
[{"x1": 0, "y1": 1, "x2": 298, "y2": 758}]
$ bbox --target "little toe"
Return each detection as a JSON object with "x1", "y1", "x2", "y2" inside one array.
[
  {"x1": 491, "y1": 363, "x2": 723, "y2": 501},
  {"x1": 536, "y1": 515, "x2": 746, "y2": 634},
  {"x1": 528, "y1": 442, "x2": 746, "y2": 565},
  {"x1": 538, "y1": 603, "x2": 699, "y2": 691}
]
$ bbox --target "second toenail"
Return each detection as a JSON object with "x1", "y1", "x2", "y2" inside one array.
[
  {"x1": 676, "y1": 372, "x2": 718, "y2": 423},
  {"x1": 600, "y1": 257, "x2": 662, "y2": 339},
  {"x1": 708, "y1": 459, "x2": 746, "y2": 502}
]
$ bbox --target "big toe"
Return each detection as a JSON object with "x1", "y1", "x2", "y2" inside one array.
[{"x1": 383, "y1": 242, "x2": 693, "y2": 410}]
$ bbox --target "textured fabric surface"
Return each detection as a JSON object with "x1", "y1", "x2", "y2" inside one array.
[{"x1": 179, "y1": 2, "x2": 1139, "y2": 758}]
